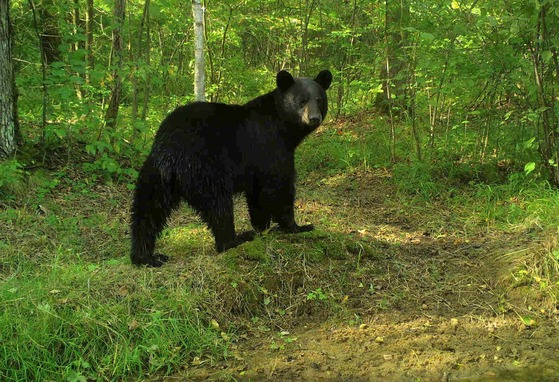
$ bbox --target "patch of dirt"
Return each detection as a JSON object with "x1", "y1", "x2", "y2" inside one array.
[
  {"x1": 165, "y1": 169, "x2": 559, "y2": 381},
  {"x1": 220, "y1": 313, "x2": 559, "y2": 382}
]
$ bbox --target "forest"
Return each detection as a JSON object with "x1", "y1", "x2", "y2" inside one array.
[{"x1": 1, "y1": 0, "x2": 559, "y2": 381}]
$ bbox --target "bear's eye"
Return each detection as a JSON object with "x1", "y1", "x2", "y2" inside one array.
[
  {"x1": 299, "y1": 98, "x2": 309, "y2": 107},
  {"x1": 316, "y1": 97, "x2": 323, "y2": 103}
]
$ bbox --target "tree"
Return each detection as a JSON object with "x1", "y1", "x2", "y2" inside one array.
[
  {"x1": 85, "y1": 0, "x2": 93, "y2": 85},
  {"x1": 131, "y1": 0, "x2": 151, "y2": 122},
  {"x1": 104, "y1": 0, "x2": 125, "y2": 129},
  {"x1": 192, "y1": 0, "x2": 205, "y2": 101},
  {"x1": 375, "y1": 0, "x2": 410, "y2": 115},
  {"x1": 71, "y1": 0, "x2": 85, "y2": 98},
  {"x1": 527, "y1": 2, "x2": 559, "y2": 186},
  {"x1": 0, "y1": 0, "x2": 16, "y2": 159},
  {"x1": 39, "y1": 0, "x2": 61, "y2": 66}
]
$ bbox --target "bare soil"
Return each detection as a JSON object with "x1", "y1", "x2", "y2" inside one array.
[{"x1": 165, "y1": 169, "x2": 559, "y2": 382}]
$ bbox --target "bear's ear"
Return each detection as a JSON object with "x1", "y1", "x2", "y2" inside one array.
[
  {"x1": 276, "y1": 70, "x2": 295, "y2": 92},
  {"x1": 314, "y1": 70, "x2": 332, "y2": 91}
]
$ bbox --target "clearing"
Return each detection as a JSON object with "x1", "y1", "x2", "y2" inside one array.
[
  {"x1": 164, "y1": 168, "x2": 559, "y2": 381},
  {"x1": 3, "y1": 144, "x2": 558, "y2": 382}
]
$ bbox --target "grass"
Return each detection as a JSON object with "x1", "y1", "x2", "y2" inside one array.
[
  {"x1": 0, "y1": 242, "x2": 228, "y2": 381},
  {"x1": 2, "y1": 270, "x2": 212, "y2": 380},
  {"x1": 1, "y1": 116, "x2": 559, "y2": 380},
  {"x1": 0, "y1": 181, "x2": 229, "y2": 381}
]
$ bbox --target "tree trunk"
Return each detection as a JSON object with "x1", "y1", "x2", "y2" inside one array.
[
  {"x1": 0, "y1": 0, "x2": 16, "y2": 158},
  {"x1": 131, "y1": 0, "x2": 149, "y2": 122},
  {"x1": 299, "y1": 0, "x2": 317, "y2": 75},
  {"x1": 192, "y1": 0, "x2": 205, "y2": 102},
  {"x1": 104, "y1": 0, "x2": 125, "y2": 130},
  {"x1": 40, "y1": 0, "x2": 61, "y2": 65},
  {"x1": 530, "y1": 4, "x2": 559, "y2": 187},
  {"x1": 72, "y1": 0, "x2": 84, "y2": 98},
  {"x1": 141, "y1": 0, "x2": 151, "y2": 121},
  {"x1": 375, "y1": 0, "x2": 410, "y2": 115},
  {"x1": 28, "y1": 0, "x2": 48, "y2": 152},
  {"x1": 85, "y1": 0, "x2": 93, "y2": 85}
]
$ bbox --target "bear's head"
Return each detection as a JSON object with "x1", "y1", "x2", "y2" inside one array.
[{"x1": 275, "y1": 70, "x2": 332, "y2": 131}]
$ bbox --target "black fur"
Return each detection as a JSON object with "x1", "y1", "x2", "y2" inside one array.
[{"x1": 130, "y1": 70, "x2": 332, "y2": 267}]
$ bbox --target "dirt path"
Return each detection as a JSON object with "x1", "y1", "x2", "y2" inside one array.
[
  {"x1": 167, "y1": 170, "x2": 559, "y2": 381},
  {"x1": 225, "y1": 314, "x2": 559, "y2": 381}
]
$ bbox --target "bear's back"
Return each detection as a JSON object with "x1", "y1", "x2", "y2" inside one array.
[{"x1": 151, "y1": 102, "x2": 248, "y2": 157}]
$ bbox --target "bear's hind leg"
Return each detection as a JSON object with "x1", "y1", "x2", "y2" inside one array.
[{"x1": 131, "y1": 160, "x2": 179, "y2": 267}]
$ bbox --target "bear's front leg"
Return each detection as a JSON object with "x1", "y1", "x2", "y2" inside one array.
[
  {"x1": 215, "y1": 230, "x2": 257, "y2": 252},
  {"x1": 280, "y1": 221, "x2": 314, "y2": 233},
  {"x1": 133, "y1": 253, "x2": 170, "y2": 267},
  {"x1": 277, "y1": 213, "x2": 314, "y2": 234},
  {"x1": 197, "y1": 195, "x2": 256, "y2": 252},
  {"x1": 247, "y1": 190, "x2": 272, "y2": 232},
  {"x1": 272, "y1": 193, "x2": 314, "y2": 234}
]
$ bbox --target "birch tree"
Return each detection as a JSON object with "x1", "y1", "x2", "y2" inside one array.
[{"x1": 192, "y1": 0, "x2": 205, "y2": 101}]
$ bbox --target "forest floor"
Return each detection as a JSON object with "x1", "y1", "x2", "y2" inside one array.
[
  {"x1": 165, "y1": 168, "x2": 559, "y2": 382},
  {"x1": 3, "y1": 140, "x2": 559, "y2": 382}
]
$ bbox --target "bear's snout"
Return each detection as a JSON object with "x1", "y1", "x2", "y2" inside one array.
[
  {"x1": 302, "y1": 111, "x2": 322, "y2": 127},
  {"x1": 302, "y1": 104, "x2": 323, "y2": 127},
  {"x1": 308, "y1": 115, "x2": 322, "y2": 127}
]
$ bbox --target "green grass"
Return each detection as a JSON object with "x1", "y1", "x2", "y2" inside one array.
[
  {"x1": 2, "y1": 116, "x2": 559, "y2": 381},
  {"x1": 297, "y1": 121, "x2": 390, "y2": 178},
  {"x1": 0, "y1": 257, "x2": 228, "y2": 382},
  {"x1": 0, "y1": 182, "x2": 229, "y2": 381}
]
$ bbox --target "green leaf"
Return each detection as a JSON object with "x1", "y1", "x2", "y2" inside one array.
[
  {"x1": 524, "y1": 162, "x2": 536, "y2": 175},
  {"x1": 420, "y1": 32, "x2": 435, "y2": 41},
  {"x1": 523, "y1": 137, "x2": 536, "y2": 149}
]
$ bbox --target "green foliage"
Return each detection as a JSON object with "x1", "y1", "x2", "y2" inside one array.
[
  {"x1": 393, "y1": 162, "x2": 441, "y2": 200},
  {"x1": 471, "y1": 179, "x2": 559, "y2": 231},
  {"x1": 307, "y1": 288, "x2": 328, "y2": 301},
  {"x1": 7, "y1": 0, "x2": 559, "y2": 188},
  {"x1": 297, "y1": 123, "x2": 389, "y2": 178},
  {"x1": 0, "y1": 160, "x2": 25, "y2": 199}
]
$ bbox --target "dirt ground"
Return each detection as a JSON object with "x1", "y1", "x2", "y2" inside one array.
[{"x1": 165, "y1": 170, "x2": 559, "y2": 382}]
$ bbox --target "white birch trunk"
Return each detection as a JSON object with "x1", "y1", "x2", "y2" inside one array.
[{"x1": 192, "y1": 0, "x2": 205, "y2": 101}]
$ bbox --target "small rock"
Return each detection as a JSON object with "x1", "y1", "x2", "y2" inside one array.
[{"x1": 311, "y1": 362, "x2": 321, "y2": 370}]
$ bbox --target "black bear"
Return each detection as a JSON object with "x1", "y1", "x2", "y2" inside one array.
[{"x1": 130, "y1": 69, "x2": 332, "y2": 267}]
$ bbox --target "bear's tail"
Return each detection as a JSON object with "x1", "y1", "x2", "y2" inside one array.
[{"x1": 130, "y1": 156, "x2": 179, "y2": 267}]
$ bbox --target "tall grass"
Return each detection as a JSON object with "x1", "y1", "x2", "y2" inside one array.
[
  {"x1": 297, "y1": 122, "x2": 390, "y2": 178},
  {"x1": 0, "y1": 259, "x2": 228, "y2": 381}
]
